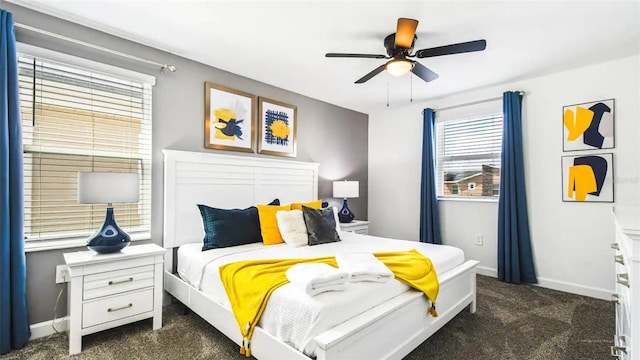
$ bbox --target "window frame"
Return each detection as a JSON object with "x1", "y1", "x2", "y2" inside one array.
[{"x1": 18, "y1": 44, "x2": 155, "y2": 252}]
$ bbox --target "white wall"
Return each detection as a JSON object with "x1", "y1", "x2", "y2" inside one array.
[{"x1": 368, "y1": 55, "x2": 640, "y2": 299}]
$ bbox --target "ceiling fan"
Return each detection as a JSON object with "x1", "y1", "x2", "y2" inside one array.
[{"x1": 326, "y1": 18, "x2": 487, "y2": 84}]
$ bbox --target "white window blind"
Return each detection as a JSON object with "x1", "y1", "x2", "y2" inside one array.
[
  {"x1": 436, "y1": 113, "x2": 502, "y2": 197},
  {"x1": 18, "y1": 54, "x2": 152, "y2": 242}
]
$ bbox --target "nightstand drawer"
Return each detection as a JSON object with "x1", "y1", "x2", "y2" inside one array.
[
  {"x1": 83, "y1": 265, "x2": 154, "y2": 300},
  {"x1": 82, "y1": 288, "x2": 153, "y2": 329}
]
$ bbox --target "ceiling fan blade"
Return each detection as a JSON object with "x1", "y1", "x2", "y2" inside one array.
[
  {"x1": 395, "y1": 18, "x2": 418, "y2": 48},
  {"x1": 414, "y1": 39, "x2": 487, "y2": 58},
  {"x1": 411, "y1": 62, "x2": 439, "y2": 82},
  {"x1": 326, "y1": 53, "x2": 387, "y2": 59},
  {"x1": 355, "y1": 64, "x2": 386, "y2": 84}
]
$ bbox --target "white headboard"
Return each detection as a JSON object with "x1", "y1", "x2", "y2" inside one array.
[{"x1": 162, "y1": 149, "x2": 319, "y2": 249}]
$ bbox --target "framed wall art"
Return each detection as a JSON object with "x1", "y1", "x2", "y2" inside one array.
[
  {"x1": 563, "y1": 99, "x2": 614, "y2": 151},
  {"x1": 561, "y1": 153, "x2": 613, "y2": 202},
  {"x1": 205, "y1": 82, "x2": 255, "y2": 153},
  {"x1": 257, "y1": 97, "x2": 297, "y2": 157}
]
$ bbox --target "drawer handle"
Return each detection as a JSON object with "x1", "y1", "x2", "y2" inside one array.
[
  {"x1": 611, "y1": 242, "x2": 620, "y2": 250},
  {"x1": 614, "y1": 255, "x2": 625, "y2": 265},
  {"x1": 108, "y1": 277, "x2": 134, "y2": 286},
  {"x1": 617, "y1": 274, "x2": 629, "y2": 288},
  {"x1": 611, "y1": 345, "x2": 627, "y2": 355},
  {"x1": 612, "y1": 293, "x2": 620, "y2": 304},
  {"x1": 107, "y1": 303, "x2": 133, "y2": 312}
]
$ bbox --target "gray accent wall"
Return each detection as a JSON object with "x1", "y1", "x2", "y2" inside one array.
[{"x1": 1, "y1": 2, "x2": 368, "y2": 324}]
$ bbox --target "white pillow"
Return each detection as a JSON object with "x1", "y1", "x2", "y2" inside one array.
[
  {"x1": 276, "y1": 210, "x2": 309, "y2": 247},
  {"x1": 332, "y1": 206, "x2": 342, "y2": 234}
]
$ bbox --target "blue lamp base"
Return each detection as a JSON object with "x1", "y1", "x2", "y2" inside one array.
[
  {"x1": 87, "y1": 207, "x2": 131, "y2": 254},
  {"x1": 338, "y1": 199, "x2": 355, "y2": 223}
]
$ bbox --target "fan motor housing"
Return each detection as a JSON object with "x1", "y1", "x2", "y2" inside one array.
[{"x1": 384, "y1": 33, "x2": 416, "y2": 57}]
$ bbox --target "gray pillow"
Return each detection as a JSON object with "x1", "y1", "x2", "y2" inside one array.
[{"x1": 302, "y1": 206, "x2": 341, "y2": 246}]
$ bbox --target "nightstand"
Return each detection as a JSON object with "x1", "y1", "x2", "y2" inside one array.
[
  {"x1": 64, "y1": 243, "x2": 166, "y2": 355},
  {"x1": 339, "y1": 220, "x2": 369, "y2": 235}
]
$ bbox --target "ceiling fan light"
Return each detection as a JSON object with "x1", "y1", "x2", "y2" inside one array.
[{"x1": 385, "y1": 59, "x2": 413, "y2": 76}]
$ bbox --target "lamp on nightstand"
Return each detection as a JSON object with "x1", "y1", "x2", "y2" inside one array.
[
  {"x1": 333, "y1": 180, "x2": 359, "y2": 223},
  {"x1": 78, "y1": 172, "x2": 140, "y2": 254}
]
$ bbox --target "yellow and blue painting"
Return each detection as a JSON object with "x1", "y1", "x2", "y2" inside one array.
[
  {"x1": 563, "y1": 99, "x2": 614, "y2": 151},
  {"x1": 263, "y1": 110, "x2": 290, "y2": 146},
  {"x1": 206, "y1": 84, "x2": 254, "y2": 152},
  {"x1": 562, "y1": 153, "x2": 613, "y2": 202},
  {"x1": 258, "y1": 98, "x2": 296, "y2": 157},
  {"x1": 214, "y1": 108, "x2": 245, "y2": 140}
]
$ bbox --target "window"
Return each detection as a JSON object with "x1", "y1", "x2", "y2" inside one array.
[
  {"x1": 18, "y1": 52, "x2": 152, "y2": 244},
  {"x1": 436, "y1": 113, "x2": 502, "y2": 198}
]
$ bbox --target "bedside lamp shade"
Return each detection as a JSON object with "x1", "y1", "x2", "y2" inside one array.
[
  {"x1": 78, "y1": 172, "x2": 139, "y2": 204},
  {"x1": 333, "y1": 180, "x2": 359, "y2": 223},
  {"x1": 333, "y1": 181, "x2": 359, "y2": 199},
  {"x1": 78, "y1": 172, "x2": 140, "y2": 254}
]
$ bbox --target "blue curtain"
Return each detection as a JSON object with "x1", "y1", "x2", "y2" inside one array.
[
  {"x1": 498, "y1": 91, "x2": 537, "y2": 284},
  {"x1": 1, "y1": 9, "x2": 31, "y2": 354},
  {"x1": 419, "y1": 108, "x2": 442, "y2": 244}
]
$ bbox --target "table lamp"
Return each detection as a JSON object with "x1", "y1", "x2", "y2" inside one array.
[
  {"x1": 333, "y1": 180, "x2": 359, "y2": 223},
  {"x1": 78, "y1": 172, "x2": 140, "y2": 254}
]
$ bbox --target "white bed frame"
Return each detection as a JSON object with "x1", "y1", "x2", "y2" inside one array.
[{"x1": 162, "y1": 149, "x2": 478, "y2": 360}]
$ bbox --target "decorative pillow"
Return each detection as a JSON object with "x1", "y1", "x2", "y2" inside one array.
[
  {"x1": 290, "y1": 200, "x2": 322, "y2": 211},
  {"x1": 302, "y1": 206, "x2": 341, "y2": 246},
  {"x1": 275, "y1": 210, "x2": 308, "y2": 247},
  {"x1": 257, "y1": 204, "x2": 291, "y2": 245},
  {"x1": 198, "y1": 205, "x2": 262, "y2": 251},
  {"x1": 331, "y1": 206, "x2": 342, "y2": 233}
]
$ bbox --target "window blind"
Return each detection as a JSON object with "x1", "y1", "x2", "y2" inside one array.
[
  {"x1": 18, "y1": 54, "x2": 152, "y2": 242},
  {"x1": 436, "y1": 114, "x2": 502, "y2": 197}
]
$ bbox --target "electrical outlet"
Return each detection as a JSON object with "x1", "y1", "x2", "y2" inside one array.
[
  {"x1": 475, "y1": 234, "x2": 484, "y2": 246},
  {"x1": 55, "y1": 265, "x2": 69, "y2": 284}
]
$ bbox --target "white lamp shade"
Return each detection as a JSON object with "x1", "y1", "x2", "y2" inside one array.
[
  {"x1": 78, "y1": 172, "x2": 140, "y2": 204},
  {"x1": 333, "y1": 180, "x2": 359, "y2": 198}
]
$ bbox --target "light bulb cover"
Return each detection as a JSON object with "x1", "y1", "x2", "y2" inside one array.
[{"x1": 385, "y1": 59, "x2": 414, "y2": 76}]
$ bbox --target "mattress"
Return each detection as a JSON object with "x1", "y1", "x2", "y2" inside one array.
[{"x1": 177, "y1": 231, "x2": 465, "y2": 357}]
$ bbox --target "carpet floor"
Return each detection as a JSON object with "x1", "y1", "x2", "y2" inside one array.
[{"x1": 2, "y1": 276, "x2": 613, "y2": 360}]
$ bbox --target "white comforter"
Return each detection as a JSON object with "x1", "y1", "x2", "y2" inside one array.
[{"x1": 177, "y1": 231, "x2": 464, "y2": 357}]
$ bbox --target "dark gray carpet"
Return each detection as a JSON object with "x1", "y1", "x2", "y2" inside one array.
[{"x1": 2, "y1": 276, "x2": 613, "y2": 360}]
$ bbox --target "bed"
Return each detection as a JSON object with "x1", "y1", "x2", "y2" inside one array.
[{"x1": 162, "y1": 149, "x2": 478, "y2": 360}]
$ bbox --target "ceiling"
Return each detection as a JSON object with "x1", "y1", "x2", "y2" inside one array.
[{"x1": 8, "y1": 0, "x2": 640, "y2": 114}]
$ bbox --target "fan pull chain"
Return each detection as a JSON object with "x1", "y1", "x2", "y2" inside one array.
[
  {"x1": 410, "y1": 73, "x2": 413, "y2": 102},
  {"x1": 386, "y1": 77, "x2": 389, "y2": 107}
]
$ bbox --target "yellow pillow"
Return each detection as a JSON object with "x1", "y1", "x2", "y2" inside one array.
[
  {"x1": 257, "y1": 204, "x2": 291, "y2": 245},
  {"x1": 290, "y1": 200, "x2": 322, "y2": 211}
]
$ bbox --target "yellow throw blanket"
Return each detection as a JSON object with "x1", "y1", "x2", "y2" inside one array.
[{"x1": 218, "y1": 249, "x2": 439, "y2": 357}]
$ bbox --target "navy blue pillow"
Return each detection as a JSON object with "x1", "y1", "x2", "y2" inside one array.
[{"x1": 198, "y1": 199, "x2": 279, "y2": 251}]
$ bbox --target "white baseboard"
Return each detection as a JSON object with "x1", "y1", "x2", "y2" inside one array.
[
  {"x1": 476, "y1": 266, "x2": 498, "y2": 277},
  {"x1": 474, "y1": 266, "x2": 611, "y2": 300},
  {"x1": 29, "y1": 317, "x2": 69, "y2": 340},
  {"x1": 535, "y1": 277, "x2": 611, "y2": 301}
]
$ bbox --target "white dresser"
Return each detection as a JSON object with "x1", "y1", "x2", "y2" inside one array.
[
  {"x1": 64, "y1": 244, "x2": 166, "y2": 355},
  {"x1": 612, "y1": 206, "x2": 640, "y2": 359}
]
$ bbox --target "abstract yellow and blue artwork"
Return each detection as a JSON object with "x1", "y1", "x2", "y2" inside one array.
[
  {"x1": 205, "y1": 82, "x2": 255, "y2": 153},
  {"x1": 563, "y1": 99, "x2": 614, "y2": 151},
  {"x1": 258, "y1": 97, "x2": 297, "y2": 157},
  {"x1": 562, "y1": 153, "x2": 613, "y2": 202}
]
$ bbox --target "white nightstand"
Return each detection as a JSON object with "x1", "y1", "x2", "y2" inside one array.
[
  {"x1": 339, "y1": 220, "x2": 370, "y2": 235},
  {"x1": 63, "y1": 243, "x2": 166, "y2": 355}
]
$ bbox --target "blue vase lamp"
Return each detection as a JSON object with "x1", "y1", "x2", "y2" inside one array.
[
  {"x1": 78, "y1": 172, "x2": 140, "y2": 254},
  {"x1": 333, "y1": 180, "x2": 359, "y2": 223}
]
